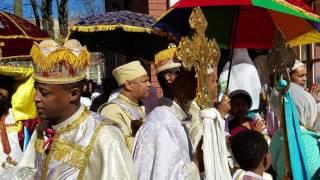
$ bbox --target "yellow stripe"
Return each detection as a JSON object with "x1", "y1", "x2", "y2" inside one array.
[
  {"x1": 273, "y1": 0, "x2": 320, "y2": 20},
  {"x1": 287, "y1": 30, "x2": 320, "y2": 47}
]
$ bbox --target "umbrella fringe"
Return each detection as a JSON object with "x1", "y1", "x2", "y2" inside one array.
[
  {"x1": 30, "y1": 45, "x2": 90, "y2": 71},
  {"x1": 70, "y1": 24, "x2": 153, "y2": 34}
]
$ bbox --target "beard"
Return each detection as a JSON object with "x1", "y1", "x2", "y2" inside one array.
[{"x1": 0, "y1": 97, "x2": 10, "y2": 116}]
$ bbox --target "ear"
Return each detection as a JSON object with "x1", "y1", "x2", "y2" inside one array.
[
  {"x1": 165, "y1": 73, "x2": 176, "y2": 84},
  {"x1": 69, "y1": 87, "x2": 81, "y2": 102},
  {"x1": 123, "y1": 80, "x2": 133, "y2": 91}
]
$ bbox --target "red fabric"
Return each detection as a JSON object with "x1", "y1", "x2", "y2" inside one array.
[
  {"x1": 18, "y1": 118, "x2": 41, "y2": 148},
  {"x1": 229, "y1": 118, "x2": 255, "y2": 136},
  {"x1": 44, "y1": 128, "x2": 55, "y2": 153},
  {"x1": 174, "y1": 0, "x2": 252, "y2": 8},
  {"x1": 232, "y1": 6, "x2": 275, "y2": 48},
  {"x1": 0, "y1": 12, "x2": 48, "y2": 57},
  {"x1": 286, "y1": 0, "x2": 313, "y2": 12}
]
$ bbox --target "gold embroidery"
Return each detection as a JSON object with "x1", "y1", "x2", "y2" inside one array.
[
  {"x1": 40, "y1": 109, "x2": 90, "y2": 179},
  {"x1": 77, "y1": 122, "x2": 106, "y2": 180}
]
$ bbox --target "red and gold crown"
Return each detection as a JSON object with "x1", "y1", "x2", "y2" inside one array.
[{"x1": 30, "y1": 39, "x2": 90, "y2": 84}]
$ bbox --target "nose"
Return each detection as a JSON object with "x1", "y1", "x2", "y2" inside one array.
[
  {"x1": 146, "y1": 80, "x2": 151, "y2": 87},
  {"x1": 33, "y1": 89, "x2": 41, "y2": 103}
]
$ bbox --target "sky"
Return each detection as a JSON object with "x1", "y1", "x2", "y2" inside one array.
[{"x1": 0, "y1": 0, "x2": 105, "y2": 19}]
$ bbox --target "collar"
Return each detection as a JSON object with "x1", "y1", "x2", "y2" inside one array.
[
  {"x1": 158, "y1": 97, "x2": 187, "y2": 122},
  {"x1": 118, "y1": 93, "x2": 140, "y2": 107},
  {"x1": 52, "y1": 105, "x2": 85, "y2": 131},
  {"x1": 234, "y1": 169, "x2": 264, "y2": 180}
]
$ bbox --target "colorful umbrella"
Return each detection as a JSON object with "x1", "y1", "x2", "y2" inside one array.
[
  {"x1": 154, "y1": 0, "x2": 320, "y2": 48},
  {"x1": 0, "y1": 12, "x2": 48, "y2": 59},
  {"x1": 68, "y1": 10, "x2": 176, "y2": 60}
]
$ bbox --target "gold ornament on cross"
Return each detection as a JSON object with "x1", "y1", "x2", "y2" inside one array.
[{"x1": 176, "y1": 7, "x2": 221, "y2": 109}]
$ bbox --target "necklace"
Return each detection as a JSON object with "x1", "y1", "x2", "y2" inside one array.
[{"x1": 0, "y1": 112, "x2": 17, "y2": 169}]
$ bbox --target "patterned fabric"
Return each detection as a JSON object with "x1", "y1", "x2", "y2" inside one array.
[{"x1": 75, "y1": 10, "x2": 155, "y2": 28}]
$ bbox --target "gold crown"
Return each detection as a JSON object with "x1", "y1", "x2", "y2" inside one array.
[{"x1": 30, "y1": 39, "x2": 90, "y2": 84}]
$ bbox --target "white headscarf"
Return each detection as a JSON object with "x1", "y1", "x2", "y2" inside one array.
[{"x1": 270, "y1": 83, "x2": 317, "y2": 129}]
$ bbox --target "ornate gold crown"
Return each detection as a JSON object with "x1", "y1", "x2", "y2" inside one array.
[
  {"x1": 176, "y1": 7, "x2": 221, "y2": 109},
  {"x1": 30, "y1": 39, "x2": 90, "y2": 84}
]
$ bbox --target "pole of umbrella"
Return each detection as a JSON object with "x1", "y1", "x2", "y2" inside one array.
[{"x1": 226, "y1": 7, "x2": 240, "y2": 90}]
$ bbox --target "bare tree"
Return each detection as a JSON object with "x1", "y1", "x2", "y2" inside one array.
[
  {"x1": 29, "y1": 0, "x2": 41, "y2": 27},
  {"x1": 14, "y1": 0, "x2": 23, "y2": 16},
  {"x1": 42, "y1": 0, "x2": 54, "y2": 38},
  {"x1": 82, "y1": 0, "x2": 104, "y2": 17},
  {"x1": 56, "y1": 0, "x2": 68, "y2": 37}
]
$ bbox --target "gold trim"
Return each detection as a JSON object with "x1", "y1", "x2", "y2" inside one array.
[
  {"x1": 33, "y1": 74, "x2": 86, "y2": 84},
  {"x1": 273, "y1": 0, "x2": 320, "y2": 20},
  {"x1": 40, "y1": 109, "x2": 89, "y2": 178},
  {"x1": 0, "y1": 55, "x2": 31, "y2": 61},
  {"x1": 78, "y1": 123, "x2": 104, "y2": 179},
  {"x1": 0, "y1": 35, "x2": 48, "y2": 40},
  {"x1": 55, "y1": 108, "x2": 89, "y2": 135},
  {"x1": 70, "y1": 24, "x2": 153, "y2": 34}
]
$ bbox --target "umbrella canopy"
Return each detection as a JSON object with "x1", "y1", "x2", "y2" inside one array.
[
  {"x1": 155, "y1": 0, "x2": 320, "y2": 48},
  {"x1": 68, "y1": 10, "x2": 176, "y2": 60},
  {"x1": 0, "y1": 12, "x2": 48, "y2": 59}
]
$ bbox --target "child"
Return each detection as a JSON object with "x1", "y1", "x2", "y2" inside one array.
[
  {"x1": 228, "y1": 90, "x2": 266, "y2": 136},
  {"x1": 231, "y1": 130, "x2": 272, "y2": 180}
]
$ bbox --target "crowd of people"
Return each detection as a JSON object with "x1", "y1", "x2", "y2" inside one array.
[{"x1": 0, "y1": 38, "x2": 319, "y2": 180}]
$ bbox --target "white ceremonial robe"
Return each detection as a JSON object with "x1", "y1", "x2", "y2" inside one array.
[
  {"x1": 0, "y1": 109, "x2": 23, "y2": 176},
  {"x1": 133, "y1": 97, "x2": 200, "y2": 180},
  {"x1": 2, "y1": 105, "x2": 136, "y2": 180}
]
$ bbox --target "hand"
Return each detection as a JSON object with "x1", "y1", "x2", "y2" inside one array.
[
  {"x1": 253, "y1": 120, "x2": 266, "y2": 133},
  {"x1": 217, "y1": 94, "x2": 231, "y2": 118},
  {"x1": 309, "y1": 83, "x2": 320, "y2": 102}
]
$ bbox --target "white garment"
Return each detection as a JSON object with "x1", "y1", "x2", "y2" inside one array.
[
  {"x1": 80, "y1": 96, "x2": 92, "y2": 107},
  {"x1": 232, "y1": 169, "x2": 273, "y2": 180},
  {"x1": 133, "y1": 97, "x2": 200, "y2": 180},
  {"x1": 200, "y1": 108, "x2": 232, "y2": 180},
  {"x1": 218, "y1": 48, "x2": 261, "y2": 110},
  {"x1": 4, "y1": 105, "x2": 136, "y2": 180},
  {"x1": 0, "y1": 109, "x2": 23, "y2": 176}
]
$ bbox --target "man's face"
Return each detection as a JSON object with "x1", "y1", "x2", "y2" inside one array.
[
  {"x1": 34, "y1": 82, "x2": 72, "y2": 120},
  {"x1": 130, "y1": 74, "x2": 151, "y2": 101},
  {"x1": 290, "y1": 66, "x2": 307, "y2": 87}
]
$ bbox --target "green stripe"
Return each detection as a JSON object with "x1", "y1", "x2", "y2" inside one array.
[{"x1": 252, "y1": 0, "x2": 320, "y2": 22}]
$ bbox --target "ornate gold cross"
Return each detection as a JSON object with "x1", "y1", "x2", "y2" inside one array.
[{"x1": 176, "y1": 7, "x2": 221, "y2": 109}]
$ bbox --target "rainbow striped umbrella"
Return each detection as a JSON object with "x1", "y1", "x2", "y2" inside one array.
[{"x1": 154, "y1": 0, "x2": 320, "y2": 48}]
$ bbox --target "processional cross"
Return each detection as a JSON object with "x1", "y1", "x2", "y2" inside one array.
[{"x1": 176, "y1": 7, "x2": 220, "y2": 109}]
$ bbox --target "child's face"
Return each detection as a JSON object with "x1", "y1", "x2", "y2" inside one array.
[{"x1": 231, "y1": 96, "x2": 249, "y2": 118}]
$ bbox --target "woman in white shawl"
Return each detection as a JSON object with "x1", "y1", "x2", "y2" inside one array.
[
  {"x1": 218, "y1": 48, "x2": 261, "y2": 111},
  {"x1": 270, "y1": 82, "x2": 320, "y2": 179}
]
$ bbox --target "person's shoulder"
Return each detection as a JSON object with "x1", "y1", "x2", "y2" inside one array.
[{"x1": 100, "y1": 103, "x2": 124, "y2": 114}]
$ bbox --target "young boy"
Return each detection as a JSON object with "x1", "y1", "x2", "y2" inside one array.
[{"x1": 231, "y1": 130, "x2": 272, "y2": 180}]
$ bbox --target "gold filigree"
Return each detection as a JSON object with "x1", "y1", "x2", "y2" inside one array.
[{"x1": 176, "y1": 7, "x2": 221, "y2": 109}]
